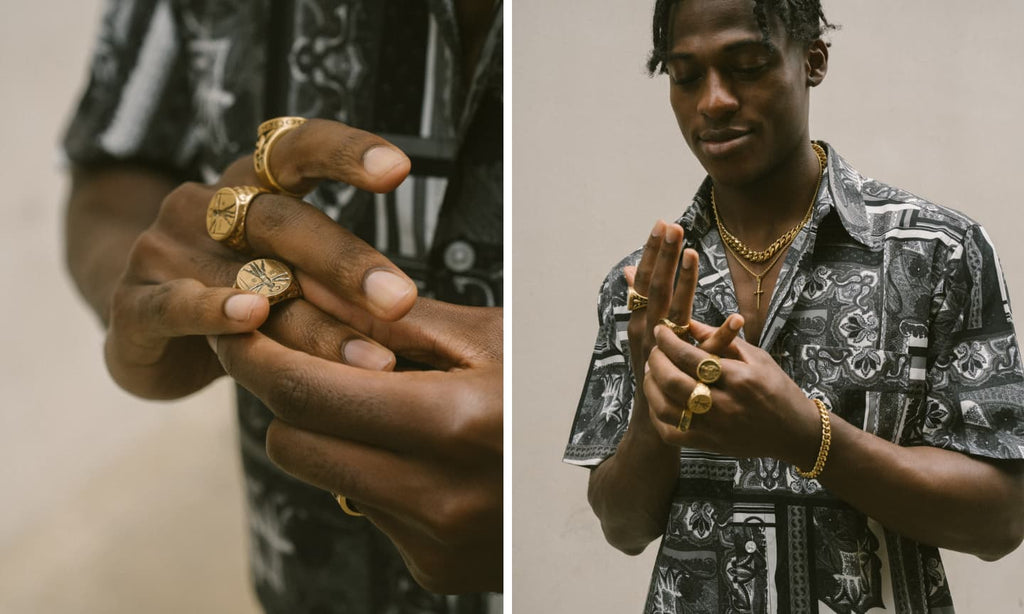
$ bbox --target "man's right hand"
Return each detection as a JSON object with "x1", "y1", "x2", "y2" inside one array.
[{"x1": 68, "y1": 119, "x2": 421, "y2": 399}]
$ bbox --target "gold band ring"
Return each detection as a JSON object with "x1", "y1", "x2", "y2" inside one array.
[
  {"x1": 659, "y1": 317, "x2": 690, "y2": 338},
  {"x1": 254, "y1": 117, "x2": 308, "y2": 197},
  {"x1": 206, "y1": 186, "x2": 268, "y2": 253},
  {"x1": 235, "y1": 258, "x2": 303, "y2": 306},
  {"x1": 331, "y1": 492, "x2": 366, "y2": 517},
  {"x1": 687, "y1": 382, "x2": 713, "y2": 415},
  {"x1": 696, "y1": 355, "x2": 723, "y2": 385},
  {"x1": 626, "y1": 287, "x2": 648, "y2": 311},
  {"x1": 677, "y1": 408, "x2": 693, "y2": 432}
]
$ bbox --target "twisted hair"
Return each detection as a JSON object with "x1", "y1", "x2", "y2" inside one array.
[{"x1": 647, "y1": 0, "x2": 836, "y2": 75}]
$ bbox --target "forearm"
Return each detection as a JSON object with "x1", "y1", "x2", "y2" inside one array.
[
  {"x1": 819, "y1": 414, "x2": 1024, "y2": 560},
  {"x1": 65, "y1": 164, "x2": 177, "y2": 323},
  {"x1": 588, "y1": 394, "x2": 680, "y2": 555}
]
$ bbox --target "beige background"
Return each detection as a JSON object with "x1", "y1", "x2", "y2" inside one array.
[
  {"x1": 0, "y1": 2, "x2": 259, "y2": 612},
  {"x1": 513, "y1": 1, "x2": 1024, "y2": 612}
]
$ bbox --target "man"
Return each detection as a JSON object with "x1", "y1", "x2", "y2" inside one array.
[
  {"x1": 64, "y1": 1, "x2": 501, "y2": 612},
  {"x1": 565, "y1": 0, "x2": 1024, "y2": 612}
]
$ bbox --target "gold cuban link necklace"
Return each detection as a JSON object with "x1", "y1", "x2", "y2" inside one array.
[{"x1": 713, "y1": 142, "x2": 827, "y2": 310}]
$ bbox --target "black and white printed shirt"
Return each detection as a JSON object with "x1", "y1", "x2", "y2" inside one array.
[
  {"x1": 565, "y1": 143, "x2": 1024, "y2": 614},
  {"x1": 65, "y1": 1, "x2": 502, "y2": 612}
]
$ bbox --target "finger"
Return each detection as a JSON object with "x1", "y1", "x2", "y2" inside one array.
[
  {"x1": 238, "y1": 193, "x2": 418, "y2": 321},
  {"x1": 114, "y1": 281, "x2": 269, "y2": 353},
  {"x1": 245, "y1": 118, "x2": 411, "y2": 195},
  {"x1": 260, "y1": 299, "x2": 396, "y2": 371},
  {"x1": 667, "y1": 248, "x2": 698, "y2": 323},
  {"x1": 695, "y1": 314, "x2": 744, "y2": 357},
  {"x1": 632, "y1": 220, "x2": 667, "y2": 294},
  {"x1": 647, "y1": 223, "x2": 684, "y2": 321},
  {"x1": 214, "y1": 330, "x2": 449, "y2": 449},
  {"x1": 642, "y1": 359, "x2": 689, "y2": 440},
  {"x1": 646, "y1": 346, "x2": 699, "y2": 409}
]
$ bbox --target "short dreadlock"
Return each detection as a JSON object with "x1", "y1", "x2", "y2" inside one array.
[{"x1": 647, "y1": 0, "x2": 837, "y2": 75}]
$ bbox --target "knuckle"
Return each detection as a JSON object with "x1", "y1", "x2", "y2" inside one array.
[
  {"x1": 266, "y1": 366, "x2": 315, "y2": 423},
  {"x1": 440, "y1": 389, "x2": 502, "y2": 458},
  {"x1": 157, "y1": 182, "x2": 205, "y2": 224}
]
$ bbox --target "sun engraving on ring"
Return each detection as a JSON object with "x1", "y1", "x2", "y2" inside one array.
[
  {"x1": 238, "y1": 259, "x2": 293, "y2": 296},
  {"x1": 207, "y1": 190, "x2": 238, "y2": 238}
]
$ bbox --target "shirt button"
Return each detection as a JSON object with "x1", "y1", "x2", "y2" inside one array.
[
  {"x1": 745, "y1": 540, "x2": 757, "y2": 553},
  {"x1": 444, "y1": 240, "x2": 476, "y2": 273}
]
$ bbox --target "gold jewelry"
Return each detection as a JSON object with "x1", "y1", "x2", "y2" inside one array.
[
  {"x1": 796, "y1": 398, "x2": 832, "y2": 479},
  {"x1": 659, "y1": 317, "x2": 690, "y2": 337},
  {"x1": 254, "y1": 117, "x2": 308, "y2": 197},
  {"x1": 626, "y1": 287, "x2": 648, "y2": 311},
  {"x1": 234, "y1": 258, "x2": 303, "y2": 306},
  {"x1": 687, "y1": 382, "x2": 713, "y2": 415},
  {"x1": 696, "y1": 355, "x2": 722, "y2": 385},
  {"x1": 677, "y1": 408, "x2": 693, "y2": 432},
  {"x1": 206, "y1": 186, "x2": 268, "y2": 253},
  {"x1": 331, "y1": 492, "x2": 366, "y2": 517},
  {"x1": 711, "y1": 142, "x2": 826, "y2": 264},
  {"x1": 722, "y1": 238, "x2": 789, "y2": 311}
]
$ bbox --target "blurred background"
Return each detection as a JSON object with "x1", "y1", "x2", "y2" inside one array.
[
  {"x1": 0, "y1": 2, "x2": 259, "y2": 612},
  {"x1": 514, "y1": 0, "x2": 1024, "y2": 612}
]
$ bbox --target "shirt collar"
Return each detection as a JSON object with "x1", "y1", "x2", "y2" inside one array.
[{"x1": 679, "y1": 141, "x2": 878, "y2": 250}]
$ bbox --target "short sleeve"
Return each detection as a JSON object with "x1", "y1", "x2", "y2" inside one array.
[
  {"x1": 563, "y1": 250, "x2": 643, "y2": 467},
  {"x1": 920, "y1": 224, "x2": 1024, "y2": 459},
  {"x1": 63, "y1": 0, "x2": 196, "y2": 177}
]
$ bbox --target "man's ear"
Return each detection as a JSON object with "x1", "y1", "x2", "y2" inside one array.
[{"x1": 806, "y1": 38, "x2": 829, "y2": 87}]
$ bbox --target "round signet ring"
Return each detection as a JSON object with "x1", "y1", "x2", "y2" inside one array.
[
  {"x1": 626, "y1": 286, "x2": 648, "y2": 311},
  {"x1": 696, "y1": 355, "x2": 723, "y2": 385},
  {"x1": 687, "y1": 382, "x2": 713, "y2": 415},
  {"x1": 677, "y1": 408, "x2": 693, "y2": 432},
  {"x1": 254, "y1": 116, "x2": 308, "y2": 197},
  {"x1": 659, "y1": 317, "x2": 690, "y2": 338},
  {"x1": 234, "y1": 258, "x2": 302, "y2": 306},
  {"x1": 206, "y1": 186, "x2": 268, "y2": 253}
]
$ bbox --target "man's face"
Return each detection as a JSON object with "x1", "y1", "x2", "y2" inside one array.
[{"x1": 665, "y1": 0, "x2": 819, "y2": 186}]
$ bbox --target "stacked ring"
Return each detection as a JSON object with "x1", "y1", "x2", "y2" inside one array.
[
  {"x1": 235, "y1": 258, "x2": 303, "y2": 306},
  {"x1": 687, "y1": 382, "x2": 713, "y2": 414},
  {"x1": 206, "y1": 186, "x2": 267, "y2": 253},
  {"x1": 254, "y1": 116, "x2": 308, "y2": 197}
]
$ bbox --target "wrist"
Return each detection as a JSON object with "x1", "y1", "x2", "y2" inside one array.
[{"x1": 793, "y1": 398, "x2": 831, "y2": 479}]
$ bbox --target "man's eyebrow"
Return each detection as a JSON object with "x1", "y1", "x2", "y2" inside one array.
[{"x1": 665, "y1": 38, "x2": 775, "y2": 62}]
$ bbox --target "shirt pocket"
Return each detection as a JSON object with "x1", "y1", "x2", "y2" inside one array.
[{"x1": 776, "y1": 344, "x2": 926, "y2": 445}]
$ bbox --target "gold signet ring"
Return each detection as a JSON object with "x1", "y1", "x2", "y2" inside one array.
[
  {"x1": 235, "y1": 258, "x2": 303, "y2": 306},
  {"x1": 687, "y1": 382, "x2": 713, "y2": 415},
  {"x1": 677, "y1": 408, "x2": 693, "y2": 432},
  {"x1": 206, "y1": 186, "x2": 267, "y2": 253},
  {"x1": 627, "y1": 287, "x2": 648, "y2": 311},
  {"x1": 696, "y1": 355, "x2": 722, "y2": 385}
]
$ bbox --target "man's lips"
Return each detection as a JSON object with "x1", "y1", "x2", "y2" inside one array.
[{"x1": 696, "y1": 129, "x2": 752, "y2": 156}]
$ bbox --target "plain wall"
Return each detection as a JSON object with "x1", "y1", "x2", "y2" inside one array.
[{"x1": 513, "y1": 1, "x2": 1024, "y2": 612}]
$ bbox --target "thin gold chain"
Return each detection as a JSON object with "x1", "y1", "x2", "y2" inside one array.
[
  {"x1": 722, "y1": 235, "x2": 790, "y2": 311},
  {"x1": 712, "y1": 142, "x2": 827, "y2": 264}
]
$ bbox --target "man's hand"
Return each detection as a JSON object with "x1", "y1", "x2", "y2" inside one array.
[
  {"x1": 212, "y1": 299, "x2": 503, "y2": 594},
  {"x1": 70, "y1": 119, "x2": 422, "y2": 399}
]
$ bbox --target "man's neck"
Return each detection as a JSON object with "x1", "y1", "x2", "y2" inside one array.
[{"x1": 711, "y1": 141, "x2": 823, "y2": 250}]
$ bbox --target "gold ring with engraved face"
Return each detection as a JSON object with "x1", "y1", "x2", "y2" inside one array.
[
  {"x1": 253, "y1": 117, "x2": 307, "y2": 197},
  {"x1": 687, "y1": 382, "x2": 713, "y2": 415},
  {"x1": 206, "y1": 186, "x2": 267, "y2": 253},
  {"x1": 234, "y1": 258, "x2": 302, "y2": 306},
  {"x1": 696, "y1": 355, "x2": 722, "y2": 385}
]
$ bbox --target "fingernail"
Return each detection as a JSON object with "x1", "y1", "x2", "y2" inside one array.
[
  {"x1": 224, "y1": 294, "x2": 260, "y2": 321},
  {"x1": 342, "y1": 339, "x2": 394, "y2": 371},
  {"x1": 681, "y1": 250, "x2": 693, "y2": 270},
  {"x1": 729, "y1": 317, "x2": 743, "y2": 331},
  {"x1": 651, "y1": 221, "x2": 664, "y2": 238},
  {"x1": 644, "y1": 361, "x2": 651, "y2": 374},
  {"x1": 364, "y1": 269, "x2": 415, "y2": 316},
  {"x1": 363, "y1": 146, "x2": 405, "y2": 177},
  {"x1": 206, "y1": 335, "x2": 219, "y2": 353}
]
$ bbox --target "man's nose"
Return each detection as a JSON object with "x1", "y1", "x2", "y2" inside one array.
[{"x1": 697, "y1": 71, "x2": 739, "y2": 120}]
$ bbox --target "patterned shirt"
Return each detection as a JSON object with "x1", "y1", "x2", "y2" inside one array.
[
  {"x1": 65, "y1": 1, "x2": 502, "y2": 612},
  {"x1": 564, "y1": 143, "x2": 1024, "y2": 614}
]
